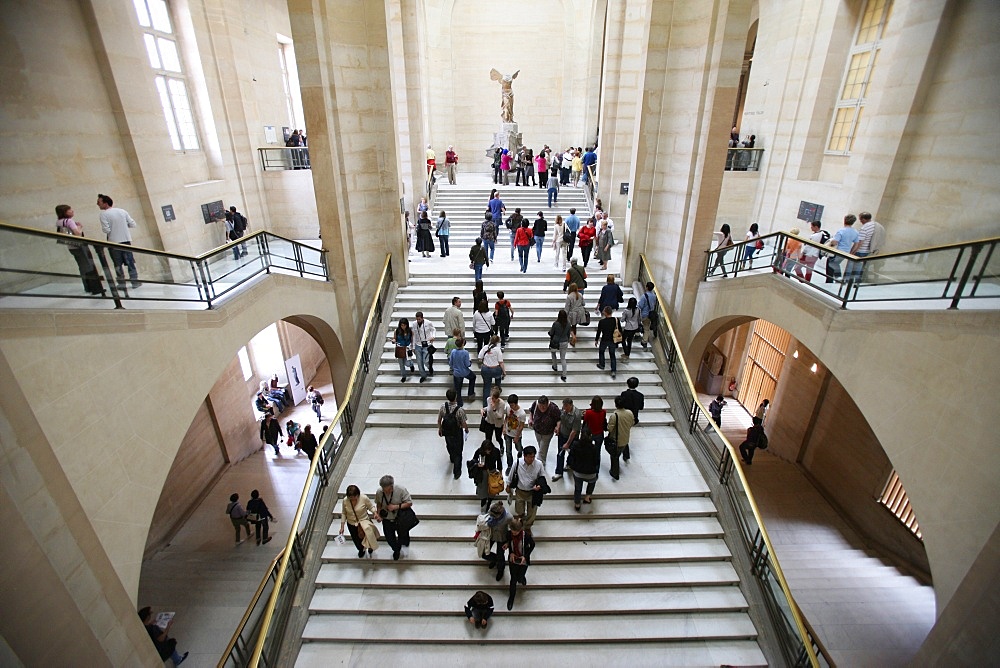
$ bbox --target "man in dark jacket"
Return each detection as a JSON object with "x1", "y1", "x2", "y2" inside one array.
[
  {"x1": 259, "y1": 413, "x2": 282, "y2": 456},
  {"x1": 619, "y1": 377, "x2": 645, "y2": 426}
]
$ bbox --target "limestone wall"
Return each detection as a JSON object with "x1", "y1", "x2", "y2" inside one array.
[{"x1": 420, "y1": 0, "x2": 602, "y2": 171}]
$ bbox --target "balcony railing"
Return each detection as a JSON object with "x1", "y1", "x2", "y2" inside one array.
[
  {"x1": 725, "y1": 147, "x2": 764, "y2": 171},
  {"x1": 258, "y1": 147, "x2": 311, "y2": 171},
  {"x1": 704, "y1": 231, "x2": 1000, "y2": 309},
  {"x1": 0, "y1": 222, "x2": 328, "y2": 310}
]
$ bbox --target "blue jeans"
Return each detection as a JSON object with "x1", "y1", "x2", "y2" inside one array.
[
  {"x1": 452, "y1": 371, "x2": 476, "y2": 406},
  {"x1": 847, "y1": 251, "x2": 869, "y2": 283},
  {"x1": 826, "y1": 255, "x2": 844, "y2": 283},
  {"x1": 415, "y1": 344, "x2": 430, "y2": 378},
  {"x1": 474, "y1": 263, "x2": 485, "y2": 281},
  {"x1": 535, "y1": 236, "x2": 544, "y2": 261},
  {"x1": 554, "y1": 432, "x2": 570, "y2": 475},
  {"x1": 438, "y1": 235, "x2": 450, "y2": 256},
  {"x1": 598, "y1": 340, "x2": 618, "y2": 372},
  {"x1": 547, "y1": 187, "x2": 558, "y2": 207},
  {"x1": 509, "y1": 232, "x2": 515, "y2": 260},
  {"x1": 518, "y1": 245, "x2": 529, "y2": 272},
  {"x1": 481, "y1": 365, "x2": 503, "y2": 396},
  {"x1": 483, "y1": 238, "x2": 495, "y2": 260},
  {"x1": 110, "y1": 243, "x2": 138, "y2": 286}
]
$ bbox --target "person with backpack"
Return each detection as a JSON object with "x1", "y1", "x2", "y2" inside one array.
[
  {"x1": 527, "y1": 395, "x2": 561, "y2": 469},
  {"x1": 480, "y1": 212, "x2": 498, "y2": 262},
  {"x1": 308, "y1": 385, "x2": 324, "y2": 421},
  {"x1": 638, "y1": 281, "x2": 658, "y2": 348},
  {"x1": 494, "y1": 291, "x2": 514, "y2": 348},
  {"x1": 551, "y1": 398, "x2": 582, "y2": 481},
  {"x1": 619, "y1": 297, "x2": 641, "y2": 360},
  {"x1": 795, "y1": 220, "x2": 828, "y2": 283},
  {"x1": 708, "y1": 395, "x2": 726, "y2": 428},
  {"x1": 245, "y1": 489, "x2": 275, "y2": 545},
  {"x1": 225, "y1": 493, "x2": 252, "y2": 544},
  {"x1": 437, "y1": 389, "x2": 469, "y2": 479},
  {"x1": 739, "y1": 416, "x2": 768, "y2": 465},
  {"x1": 472, "y1": 438, "x2": 503, "y2": 510},
  {"x1": 228, "y1": 206, "x2": 248, "y2": 257},
  {"x1": 563, "y1": 208, "x2": 580, "y2": 260}
]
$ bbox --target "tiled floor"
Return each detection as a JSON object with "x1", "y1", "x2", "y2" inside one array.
[
  {"x1": 698, "y1": 393, "x2": 937, "y2": 667},
  {"x1": 136, "y1": 366, "x2": 334, "y2": 667}
]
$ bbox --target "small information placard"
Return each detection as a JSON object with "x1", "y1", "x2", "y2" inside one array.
[
  {"x1": 201, "y1": 200, "x2": 225, "y2": 225},
  {"x1": 797, "y1": 200, "x2": 824, "y2": 223}
]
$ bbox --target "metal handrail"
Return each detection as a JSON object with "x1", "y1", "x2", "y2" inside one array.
[
  {"x1": 639, "y1": 253, "x2": 823, "y2": 667},
  {"x1": 222, "y1": 254, "x2": 393, "y2": 667},
  {"x1": 216, "y1": 552, "x2": 284, "y2": 665},
  {"x1": 0, "y1": 222, "x2": 328, "y2": 310},
  {"x1": 704, "y1": 230, "x2": 1000, "y2": 309}
]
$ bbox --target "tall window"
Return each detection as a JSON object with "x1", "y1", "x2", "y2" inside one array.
[
  {"x1": 878, "y1": 470, "x2": 922, "y2": 539},
  {"x1": 738, "y1": 320, "x2": 791, "y2": 413},
  {"x1": 278, "y1": 44, "x2": 296, "y2": 128},
  {"x1": 826, "y1": 0, "x2": 893, "y2": 154},
  {"x1": 133, "y1": 0, "x2": 199, "y2": 151}
]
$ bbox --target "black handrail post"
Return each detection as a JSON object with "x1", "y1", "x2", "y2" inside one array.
[
  {"x1": 196, "y1": 260, "x2": 214, "y2": 309},
  {"x1": 689, "y1": 399, "x2": 699, "y2": 434},
  {"x1": 949, "y1": 243, "x2": 982, "y2": 309},
  {"x1": 94, "y1": 246, "x2": 125, "y2": 309},
  {"x1": 261, "y1": 234, "x2": 272, "y2": 273},
  {"x1": 968, "y1": 240, "x2": 995, "y2": 298}
]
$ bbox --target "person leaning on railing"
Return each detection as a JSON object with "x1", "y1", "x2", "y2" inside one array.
[{"x1": 55, "y1": 204, "x2": 104, "y2": 296}]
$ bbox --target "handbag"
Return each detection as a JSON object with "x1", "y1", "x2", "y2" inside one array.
[
  {"x1": 395, "y1": 506, "x2": 420, "y2": 532},
  {"x1": 487, "y1": 470, "x2": 505, "y2": 496},
  {"x1": 479, "y1": 414, "x2": 492, "y2": 433},
  {"x1": 754, "y1": 238, "x2": 764, "y2": 251},
  {"x1": 582, "y1": 311, "x2": 592, "y2": 327},
  {"x1": 394, "y1": 345, "x2": 406, "y2": 359},
  {"x1": 246, "y1": 512, "x2": 261, "y2": 522},
  {"x1": 612, "y1": 318, "x2": 623, "y2": 344}
]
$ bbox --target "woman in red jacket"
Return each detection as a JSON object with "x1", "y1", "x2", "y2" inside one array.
[
  {"x1": 514, "y1": 220, "x2": 534, "y2": 273},
  {"x1": 581, "y1": 395, "x2": 607, "y2": 453},
  {"x1": 577, "y1": 218, "x2": 597, "y2": 267}
]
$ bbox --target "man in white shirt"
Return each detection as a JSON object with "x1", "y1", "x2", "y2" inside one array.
[
  {"x1": 443, "y1": 297, "x2": 465, "y2": 339},
  {"x1": 412, "y1": 311, "x2": 437, "y2": 381},
  {"x1": 506, "y1": 445, "x2": 544, "y2": 529},
  {"x1": 794, "y1": 220, "x2": 825, "y2": 283},
  {"x1": 97, "y1": 193, "x2": 140, "y2": 289},
  {"x1": 848, "y1": 211, "x2": 886, "y2": 286}
]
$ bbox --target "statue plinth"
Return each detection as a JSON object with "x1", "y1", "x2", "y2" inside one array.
[{"x1": 487, "y1": 122, "x2": 522, "y2": 160}]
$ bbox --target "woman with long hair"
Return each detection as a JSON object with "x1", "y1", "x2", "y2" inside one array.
[
  {"x1": 620, "y1": 297, "x2": 640, "y2": 361},
  {"x1": 564, "y1": 283, "x2": 587, "y2": 345},
  {"x1": 552, "y1": 214, "x2": 566, "y2": 269},
  {"x1": 393, "y1": 318, "x2": 415, "y2": 382},
  {"x1": 472, "y1": 301, "x2": 496, "y2": 353},
  {"x1": 547, "y1": 309, "x2": 572, "y2": 381},
  {"x1": 709, "y1": 224, "x2": 734, "y2": 277}
]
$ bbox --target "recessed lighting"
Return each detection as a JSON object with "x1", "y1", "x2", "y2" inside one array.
[
  {"x1": 810, "y1": 363, "x2": 818, "y2": 373},
  {"x1": 793, "y1": 350, "x2": 799, "y2": 359}
]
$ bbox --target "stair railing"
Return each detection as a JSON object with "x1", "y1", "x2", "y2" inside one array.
[
  {"x1": 217, "y1": 254, "x2": 393, "y2": 668},
  {"x1": 639, "y1": 254, "x2": 830, "y2": 667},
  {"x1": 704, "y1": 230, "x2": 999, "y2": 309},
  {"x1": 0, "y1": 221, "x2": 328, "y2": 310}
]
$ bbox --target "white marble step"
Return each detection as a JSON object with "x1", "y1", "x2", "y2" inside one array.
[
  {"x1": 331, "y1": 495, "x2": 716, "y2": 520},
  {"x1": 367, "y1": 397, "x2": 671, "y2": 415},
  {"x1": 300, "y1": 611, "x2": 758, "y2": 643},
  {"x1": 308, "y1": 584, "x2": 748, "y2": 613},
  {"x1": 324, "y1": 517, "x2": 725, "y2": 542},
  {"x1": 296, "y1": 640, "x2": 767, "y2": 667},
  {"x1": 314, "y1": 561, "x2": 740, "y2": 589},
  {"x1": 320, "y1": 538, "x2": 732, "y2": 564},
  {"x1": 365, "y1": 413, "x2": 676, "y2": 428}
]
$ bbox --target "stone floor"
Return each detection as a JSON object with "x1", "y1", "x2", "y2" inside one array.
[
  {"x1": 137, "y1": 366, "x2": 334, "y2": 667},
  {"x1": 697, "y1": 393, "x2": 937, "y2": 667}
]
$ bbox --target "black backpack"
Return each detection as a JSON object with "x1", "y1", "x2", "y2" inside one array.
[
  {"x1": 496, "y1": 300, "x2": 511, "y2": 325},
  {"x1": 442, "y1": 403, "x2": 461, "y2": 436},
  {"x1": 233, "y1": 213, "x2": 247, "y2": 234}
]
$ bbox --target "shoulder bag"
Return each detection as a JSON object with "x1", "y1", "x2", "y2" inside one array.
[
  {"x1": 395, "y1": 506, "x2": 420, "y2": 532},
  {"x1": 612, "y1": 318, "x2": 623, "y2": 344}
]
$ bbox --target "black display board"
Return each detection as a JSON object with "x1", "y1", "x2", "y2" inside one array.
[
  {"x1": 201, "y1": 200, "x2": 225, "y2": 224},
  {"x1": 797, "y1": 200, "x2": 824, "y2": 223}
]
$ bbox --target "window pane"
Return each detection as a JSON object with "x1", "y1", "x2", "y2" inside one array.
[
  {"x1": 148, "y1": 0, "x2": 172, "y2": 33},
  {"x1": 155, "y1": 77, "x2": 182, "y2": 150},
  {"x1": 828, "y1": 107, "x2": 856, "y2": 153},
  {"x1": 841, "y1": 51, "x2": 871, "y2": 100},
  {"x1": 238, "y1": 347, "x2": 252, "y2": 381},
  {"x1": 133, "y1": 0, "x2": 151, "y2": 27},
  {"x1": 859, "y1": 0, "x2": 885, "y2": 43},
  {"x1": 167, "y1": 78, "x2": 199, "y2": 150},
  {"x1": 143, "y1": 34, "x2": 161, "y2": 69},
  {"x1": 848, "y1": 107, "x2": 864, "y2": 152},
  {"x1": 158, "y1": 37, "x2": 181, "y2": 72}
]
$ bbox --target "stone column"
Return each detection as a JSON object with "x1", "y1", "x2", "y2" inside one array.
[
  {"x1": 623, "y1": 0, "x2": 749, "y2": 343},
  {"x1": 288, "y1": 0, "x2": 405, "y2": 353}
]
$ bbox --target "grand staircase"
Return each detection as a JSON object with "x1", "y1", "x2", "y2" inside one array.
[{"x1": 295, "y1": 179, "x2": 768, "y2": 666}]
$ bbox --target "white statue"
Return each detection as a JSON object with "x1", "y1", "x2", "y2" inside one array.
[{"x1": 490, "y1": 68, "x2": 520, "y2": 123}]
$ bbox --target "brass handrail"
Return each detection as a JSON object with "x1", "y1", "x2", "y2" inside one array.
[
  {"x1": 639, "y1": 252, "x2": 822, "y2": 667},
  {"x1": 243, "y1": 253, "x2": 392, "y2": 667},
  {"x1": 216, "y1": 552, "x2": 284, "y2": 667}
]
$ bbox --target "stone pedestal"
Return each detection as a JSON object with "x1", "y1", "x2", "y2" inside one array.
[{"x1": 486, "y1": 121, "x2": 522, "y2": 159}]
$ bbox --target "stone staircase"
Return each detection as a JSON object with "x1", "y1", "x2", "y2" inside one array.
[{"x1": 295, "y1": 182, "x2": 767, "y2": 666}]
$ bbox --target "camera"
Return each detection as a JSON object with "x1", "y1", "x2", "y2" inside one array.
[{"x1": 378, "y1": 508, "x2": 389, "y2": 519}]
